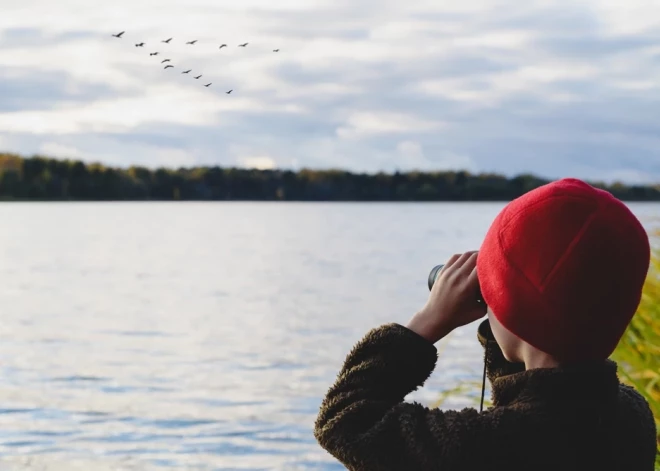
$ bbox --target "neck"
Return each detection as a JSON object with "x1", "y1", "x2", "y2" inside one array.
[
  {"x1": 521, "y1": 345, "x2": 561, "y2": 370},
  {"x1": 524, "y1": 356, "x2": 561, "y2": 369}
]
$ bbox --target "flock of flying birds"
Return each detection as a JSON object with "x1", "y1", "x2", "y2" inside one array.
[{"x1": 111, "y1": 31, "x2": 281, "y2": 94}]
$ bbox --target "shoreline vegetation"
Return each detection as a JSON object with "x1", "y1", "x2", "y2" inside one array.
[
  {"x1": 1, "y1": 152, "x2": 660, "y2": 202},
  {"x1": 612, "y1": 231, "x2": 660, "y2": 467}
]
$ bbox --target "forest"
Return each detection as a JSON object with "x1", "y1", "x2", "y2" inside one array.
[{"x1": 1, "y1": 152, "x2": 659, "y2": 201}]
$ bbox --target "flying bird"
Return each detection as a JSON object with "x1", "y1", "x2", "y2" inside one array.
[
  {"x1": 194, "y1": 75, "x2": 202, "y2": 79},
  {"x1": 135, "y1": 42, "x2": 145, "y2": 47},
  {"x1": 164, "y1": 65, "x2": 174, "y2": 69},
  {"x1": 162, "y1": 38, "x2": 173, "y2": 43},
  {"x1": 273, "y1": 49, "x2": 279, "y2": 52},
  {"x1": 204, "y1": 83, "x2": 212, "y2": 87},
  {"x1": 219, "y1": 44, "x2": 227, "y2": 49},
  {"x1": 161, "y1": 59, "x2": 171, "y2": 63},
  {"x1": 182, "y1": 69, "x2": 192, "y2": 74},
  {"x1": 112, "y1": 31, "x2": 125, "y2": 38},
  {"x1": 226, "y1": 89, "x2": 233, "y2": 94},
  {"x1": 150, "y1": 52, "x2": 159, "y2": 56},
  {"x1": 186, "y1": 40, "x2": 197, "y2": 45},
  {"x1": 238, "y1": 43, "x2": 248, "y2": 47}
]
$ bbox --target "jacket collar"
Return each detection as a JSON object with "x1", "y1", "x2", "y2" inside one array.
[{"x1": 491, "y1": 359, "x2": 620, "y2": 407}]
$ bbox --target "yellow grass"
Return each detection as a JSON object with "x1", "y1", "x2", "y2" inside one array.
[{"x1": 611, "y1": 230, "x2": 660, "y2": 467}]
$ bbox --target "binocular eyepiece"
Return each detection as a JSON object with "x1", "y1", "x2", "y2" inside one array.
[{"x1": 428, "y1": 264, "x2": 486, "y2": 305}]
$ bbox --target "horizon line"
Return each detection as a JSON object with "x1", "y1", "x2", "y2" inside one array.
[{"x1": 2, "y1": 151, "x2": 658, "y2": 188}]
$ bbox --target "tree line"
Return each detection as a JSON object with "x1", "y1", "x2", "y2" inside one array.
[{"x1": 1, "y1": 152, "x2": 659, "y2": 201}]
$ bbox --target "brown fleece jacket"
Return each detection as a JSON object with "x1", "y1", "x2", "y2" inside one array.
[{"x1": 314, "y1": 320, "x2": 657, "y2": 470}]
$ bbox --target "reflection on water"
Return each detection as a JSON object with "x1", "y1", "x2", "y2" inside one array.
[{"x1": 0, "y1": 202, "x2": 657, "y2": 469}]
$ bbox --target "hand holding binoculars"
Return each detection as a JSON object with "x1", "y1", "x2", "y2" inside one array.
[{"x1": 427, "y1": 264, "x2": 485, "y2": 305}]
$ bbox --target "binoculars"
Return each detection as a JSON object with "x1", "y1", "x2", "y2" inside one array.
[{"x1": 427, "y1": 264, "x2": 486, "y2": 305}]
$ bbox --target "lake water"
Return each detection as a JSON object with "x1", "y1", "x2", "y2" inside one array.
[{"x1": 0, "y1": 202, "x2": 658, "y2": 470}]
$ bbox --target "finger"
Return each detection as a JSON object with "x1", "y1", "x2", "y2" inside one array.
[
  {"x1": 443, "y1": 253, "x2": 475, "y2": 288},
  {"x1": 462, "y1": 251, "x2": 479, "y2": 272},
  {"x1": 467, "y1": 263, "x2": 479, "y2": 287},
  {"x1": 467, "y1": 264, "x2": 487, "y2": 311},
  {"x1": 443, "y1": 253, "x2": 462, "y2": 269},
  {"x1": 451, "y1": 251, "x2": 478, "y2": 271}
]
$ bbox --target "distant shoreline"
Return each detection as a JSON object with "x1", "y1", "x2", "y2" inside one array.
[{"x1": 2, "y1": 152, "x2": 659, "y2": 202}]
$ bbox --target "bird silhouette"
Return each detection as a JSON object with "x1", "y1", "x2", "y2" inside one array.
[
  {"x1": 186, "y1": 40, "x2": 197, "y2": 45},
  {"x1": 161, "y1": 59, "x2": 171, "y2": 63},
  {"x1": 162, "y1": 38, "x2": 173, "y2": 43},
  {"x1": 238, "y1": 43, "x2": 248, "y2": 47},
  {"x1": 112, "y1": 31, "x2": 125, "y2": 38},
  {"x1": 226, "y1": 89, "x2": 233, "y2": 94},
  {"x1": 164, "y1": 65, "x2": 174, "y2": 69},
  {"x1": 204, "y1": 83, "x2": 212, "y2": 87},
  {"x1": 182, "y1": 69, "x2": 192, "y2": 74},
  {"x1": 194, "y1": 75, "x2": 202, "y2": 79},
  {"x1": 150, "y1": 52, "x2": 159, "y2": 56},
  {"x1": 273, "y1": 49, "x2": 279, "y2": 52},
  {"x1": 135, "y1": 42, "x2": 145, "y2": 47},
  {"x1": 219, "y1": 44, "x2": 227, "y2": 49}
]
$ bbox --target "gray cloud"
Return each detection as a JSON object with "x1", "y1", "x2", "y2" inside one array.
[
  {"x1": 0, "y1": 68, "x2": 118, "y2": 111},
  {"x1": 0, "y1": 27, "x2": 97, "y2": 46}
]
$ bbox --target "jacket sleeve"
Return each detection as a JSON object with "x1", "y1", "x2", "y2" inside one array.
[
  {"x1": 314, "y1": 323, "x2": 492, "y2": 471},
  {"x1": 476, "y1": 319, "x2": 525, "y2": 383}
]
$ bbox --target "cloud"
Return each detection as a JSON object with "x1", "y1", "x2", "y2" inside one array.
[
  {"x1": 336, "y1": 112, "x2": 446, "y2": 139},
  {"x1": 39, "y1": 142, "x2": 83, "y2": 159},
  {"x1": 589, "y1": 168, "x2": 660, "y2": 185},
  {"x1": 238, "y1": 156, "x2": 277, "y2": 170},
  {"x1": 1, "y1": 0, "x2": 660, "y2": 183},
  {"x1": 0, "y1": 69, "x2": 117, "y2": 112},
  {"x1": 396, "y1": 140, "x2": 477, "y2": 172}
]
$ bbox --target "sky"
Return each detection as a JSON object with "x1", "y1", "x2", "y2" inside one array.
[{"x1": 1, "y1": 0, "x2": 660, "y2": 183}]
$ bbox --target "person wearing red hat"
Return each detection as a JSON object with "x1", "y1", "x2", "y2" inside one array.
[{"x1": 314, "y1": 178, "x2": 657, "y2": 470}]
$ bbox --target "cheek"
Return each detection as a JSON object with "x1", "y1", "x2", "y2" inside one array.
[
  {"x1": 489, "y1": 319, "x2": 505, "y2": 346},
  {"x1": 487, "y1": 311, "x2": 518, "y2": 361},
  {"x1": 499, "y1": 345, "x2": 517, "y2": 363},
  {"x1": 486, "y1": 310, "x2": 501, "y2": 338}
]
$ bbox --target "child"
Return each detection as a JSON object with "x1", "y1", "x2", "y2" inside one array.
[{"x1": 314, "y1": 178, "x2": 657, "y2": 470}]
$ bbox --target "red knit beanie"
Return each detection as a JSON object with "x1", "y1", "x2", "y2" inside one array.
[{"x1": 476, "y1": 178, "x2": 650, "y2": 362}]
